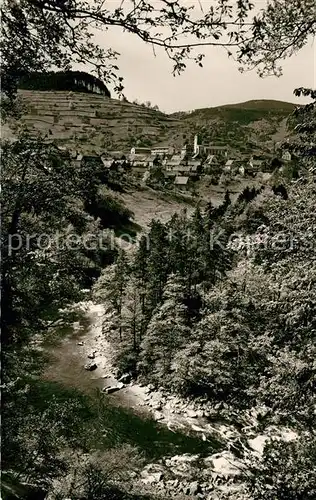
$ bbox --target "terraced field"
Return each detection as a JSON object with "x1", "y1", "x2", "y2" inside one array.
[
  {"x1": 4, "y1": 91, "x2": 295, "y2": 156},
  {"x1": 6, "y1": 90, "x2": 181, "y2": 154}
]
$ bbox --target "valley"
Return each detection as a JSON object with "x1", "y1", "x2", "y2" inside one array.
[{"x1": 4, "y1": 90, "x2": 294, "y2": 157}]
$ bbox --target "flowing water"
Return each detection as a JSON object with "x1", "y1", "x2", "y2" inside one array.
[{"x1": 42, "y1": 306, "x2": 221, "y2": 461}]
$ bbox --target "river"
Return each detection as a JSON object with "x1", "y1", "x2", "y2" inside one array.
[{"x1": 41, "y1": 302, "x2": 221, "y2": 462}]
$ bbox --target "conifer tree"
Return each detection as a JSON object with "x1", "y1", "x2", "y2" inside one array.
[
  {"x1": 146, "y1": 220, "x2": 169, "y2": 312},
  {"x1": 138, "y1": 274, "x2": 191, "y2": 388},
  {"x1": 113, "y1": 249, "x2": 129, "y2": 341},
  {"x1": 133, "y1": 235, "x2": 149, "y2": 341},
  {"x1": 166, "y1": 211, "x2": 189, "y2": 278}
]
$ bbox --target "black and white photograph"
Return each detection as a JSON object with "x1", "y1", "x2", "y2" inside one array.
[{"x1": 1, "y1": 1, "x2": 316, "y2": 499}]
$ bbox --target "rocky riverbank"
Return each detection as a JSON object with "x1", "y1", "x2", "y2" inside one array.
[
  {"x1": 136, "y1": 452, "x2": 249, "y2": 500},
  {"x1": 67, "y1": 300, "x2": 297, "y2": 499}
]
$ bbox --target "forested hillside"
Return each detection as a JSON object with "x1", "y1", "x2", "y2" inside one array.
[
  {"x1": 174, "y1": 100, "x2": 295, "y2": 153},
  {"x1": 98, "y1": 178, "x2": 316, "y2": 416},
  {"x1": 93, "y1": 91, "x2": 316, "y2": 498}
]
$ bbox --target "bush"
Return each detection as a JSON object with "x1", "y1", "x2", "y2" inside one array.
[
  {"x1": 115, "y1": 347, "x2": 138, "y2": 378},
  {"x1": 247, "y1": 437, "x2": 316, "y2": 500}
]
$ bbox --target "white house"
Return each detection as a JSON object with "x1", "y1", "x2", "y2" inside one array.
[
  {"x1": 130, "y1": 147, "x2": 152, "y2": 155},
  {"x1": 193, "y1": 134, "x2": 228, "y2": 157},
  {"x1": 282, "y1": 151, "x2": 292, "y2": 162},
  {"x1": 151, "y1": 146, "x2": 173, "y2": 157},
  {"x1": 174, "y1": 176, "x2": 190, "y2": 190}
]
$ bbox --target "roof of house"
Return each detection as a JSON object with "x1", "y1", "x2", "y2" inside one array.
[
  {"x1": 101, "y1": 158, "x2": 114, "y2": 168},
  {"x1": 132, "y1": 147, "x2": 151, "y2": 153},
  {"x1": 205, "y1": 154, "x2": 217, "y2": 164},
  {"x1": 225, "y1": 159, "x2": 235, "y2": 166},
  {"x1": 105, "y1": 151, "x2": 127, "y2": 159},
  {"x1": 175, "y1": 176, "x2": 189, "y2": 185},
  {"x1": 250, "y1": 159, "x2": 264, "y2": 166}
]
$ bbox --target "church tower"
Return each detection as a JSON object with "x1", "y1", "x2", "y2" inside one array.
[{"x1": 193, "y1": 134, "x2": 199, "y2": 155}]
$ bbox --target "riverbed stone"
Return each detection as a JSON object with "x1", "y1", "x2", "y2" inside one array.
[
  {"x1": 154, "y1": 411, "x2": 164, "y2": 421},
  {"x1": 152, "y1": 402, "x2": 162, "y2": 411},
  {"x1": 84, "y1": 362, "x2": 97, "y2": 371},
  {"x1": 187, "y1": 409, "x2": 198, "y2": 418},
  {"x1": 189, "y1": 481, "x2": 200, "y2": 495},
  {"x1": 103, "y1": 381, "x2": 124, "y2": 394},
  {"x1": 104, "y1": 386, "x2": 121, "y2": 394},
  {"x1": 118, "y1": 373, "x2": 132, "y2": 384}
]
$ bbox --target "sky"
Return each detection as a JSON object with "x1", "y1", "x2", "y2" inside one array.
[{"x1": 90, "y1": 2, "x2": 316, "y2": 114}]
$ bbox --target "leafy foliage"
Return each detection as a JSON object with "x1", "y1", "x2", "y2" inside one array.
[
  {"x1": 247, "y1": 436, "x2": 316, "y2": 499},
  {"x1": 2, "y1": 0, "x2": 316, "y2": 104},
  {"x1": 1, "y1": 134, "x2": 129, "y2": 345}
]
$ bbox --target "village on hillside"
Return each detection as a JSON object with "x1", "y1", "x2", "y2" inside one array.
[{"x1": 68, "y1": 133, "x2": 294, "y2": 192}]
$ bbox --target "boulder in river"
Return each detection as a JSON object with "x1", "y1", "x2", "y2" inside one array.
[
  {"x1": 189, "y1": 481, "x2": 200, "y2": 495},
  {"x1": 187, "y1": 409, "x2": 198, "y2": 418},
  {"x1": 84, "y1": 362, "x2": 97, "y2": 371},
  {"x1": 104, "y1": 386, "x2": 121, "y2": 394},
  {"x1": 102, "y1": 382, "x2": 124, "y2": 394},
  {"x1": 118, "y1": 373, "x2": 132, "y2": 384},
  {"x1": 152, "y1": 402, "x2": 162, "y2": 411}
]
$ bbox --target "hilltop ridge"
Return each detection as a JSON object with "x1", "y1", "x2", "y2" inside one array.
[{"x1": 201, "y1": 99, "x2": 297, "y2": 111}]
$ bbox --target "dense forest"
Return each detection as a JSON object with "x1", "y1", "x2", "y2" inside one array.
[
  {"x1": 97, "y1": 176, "x2": 316, "y2": 417},
  {"x1": 93, "y1": 91, "x2": 316, "y2": 498},
  {"x1": 18, "y1": 71, "x2": 111, "y2": 97}
]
